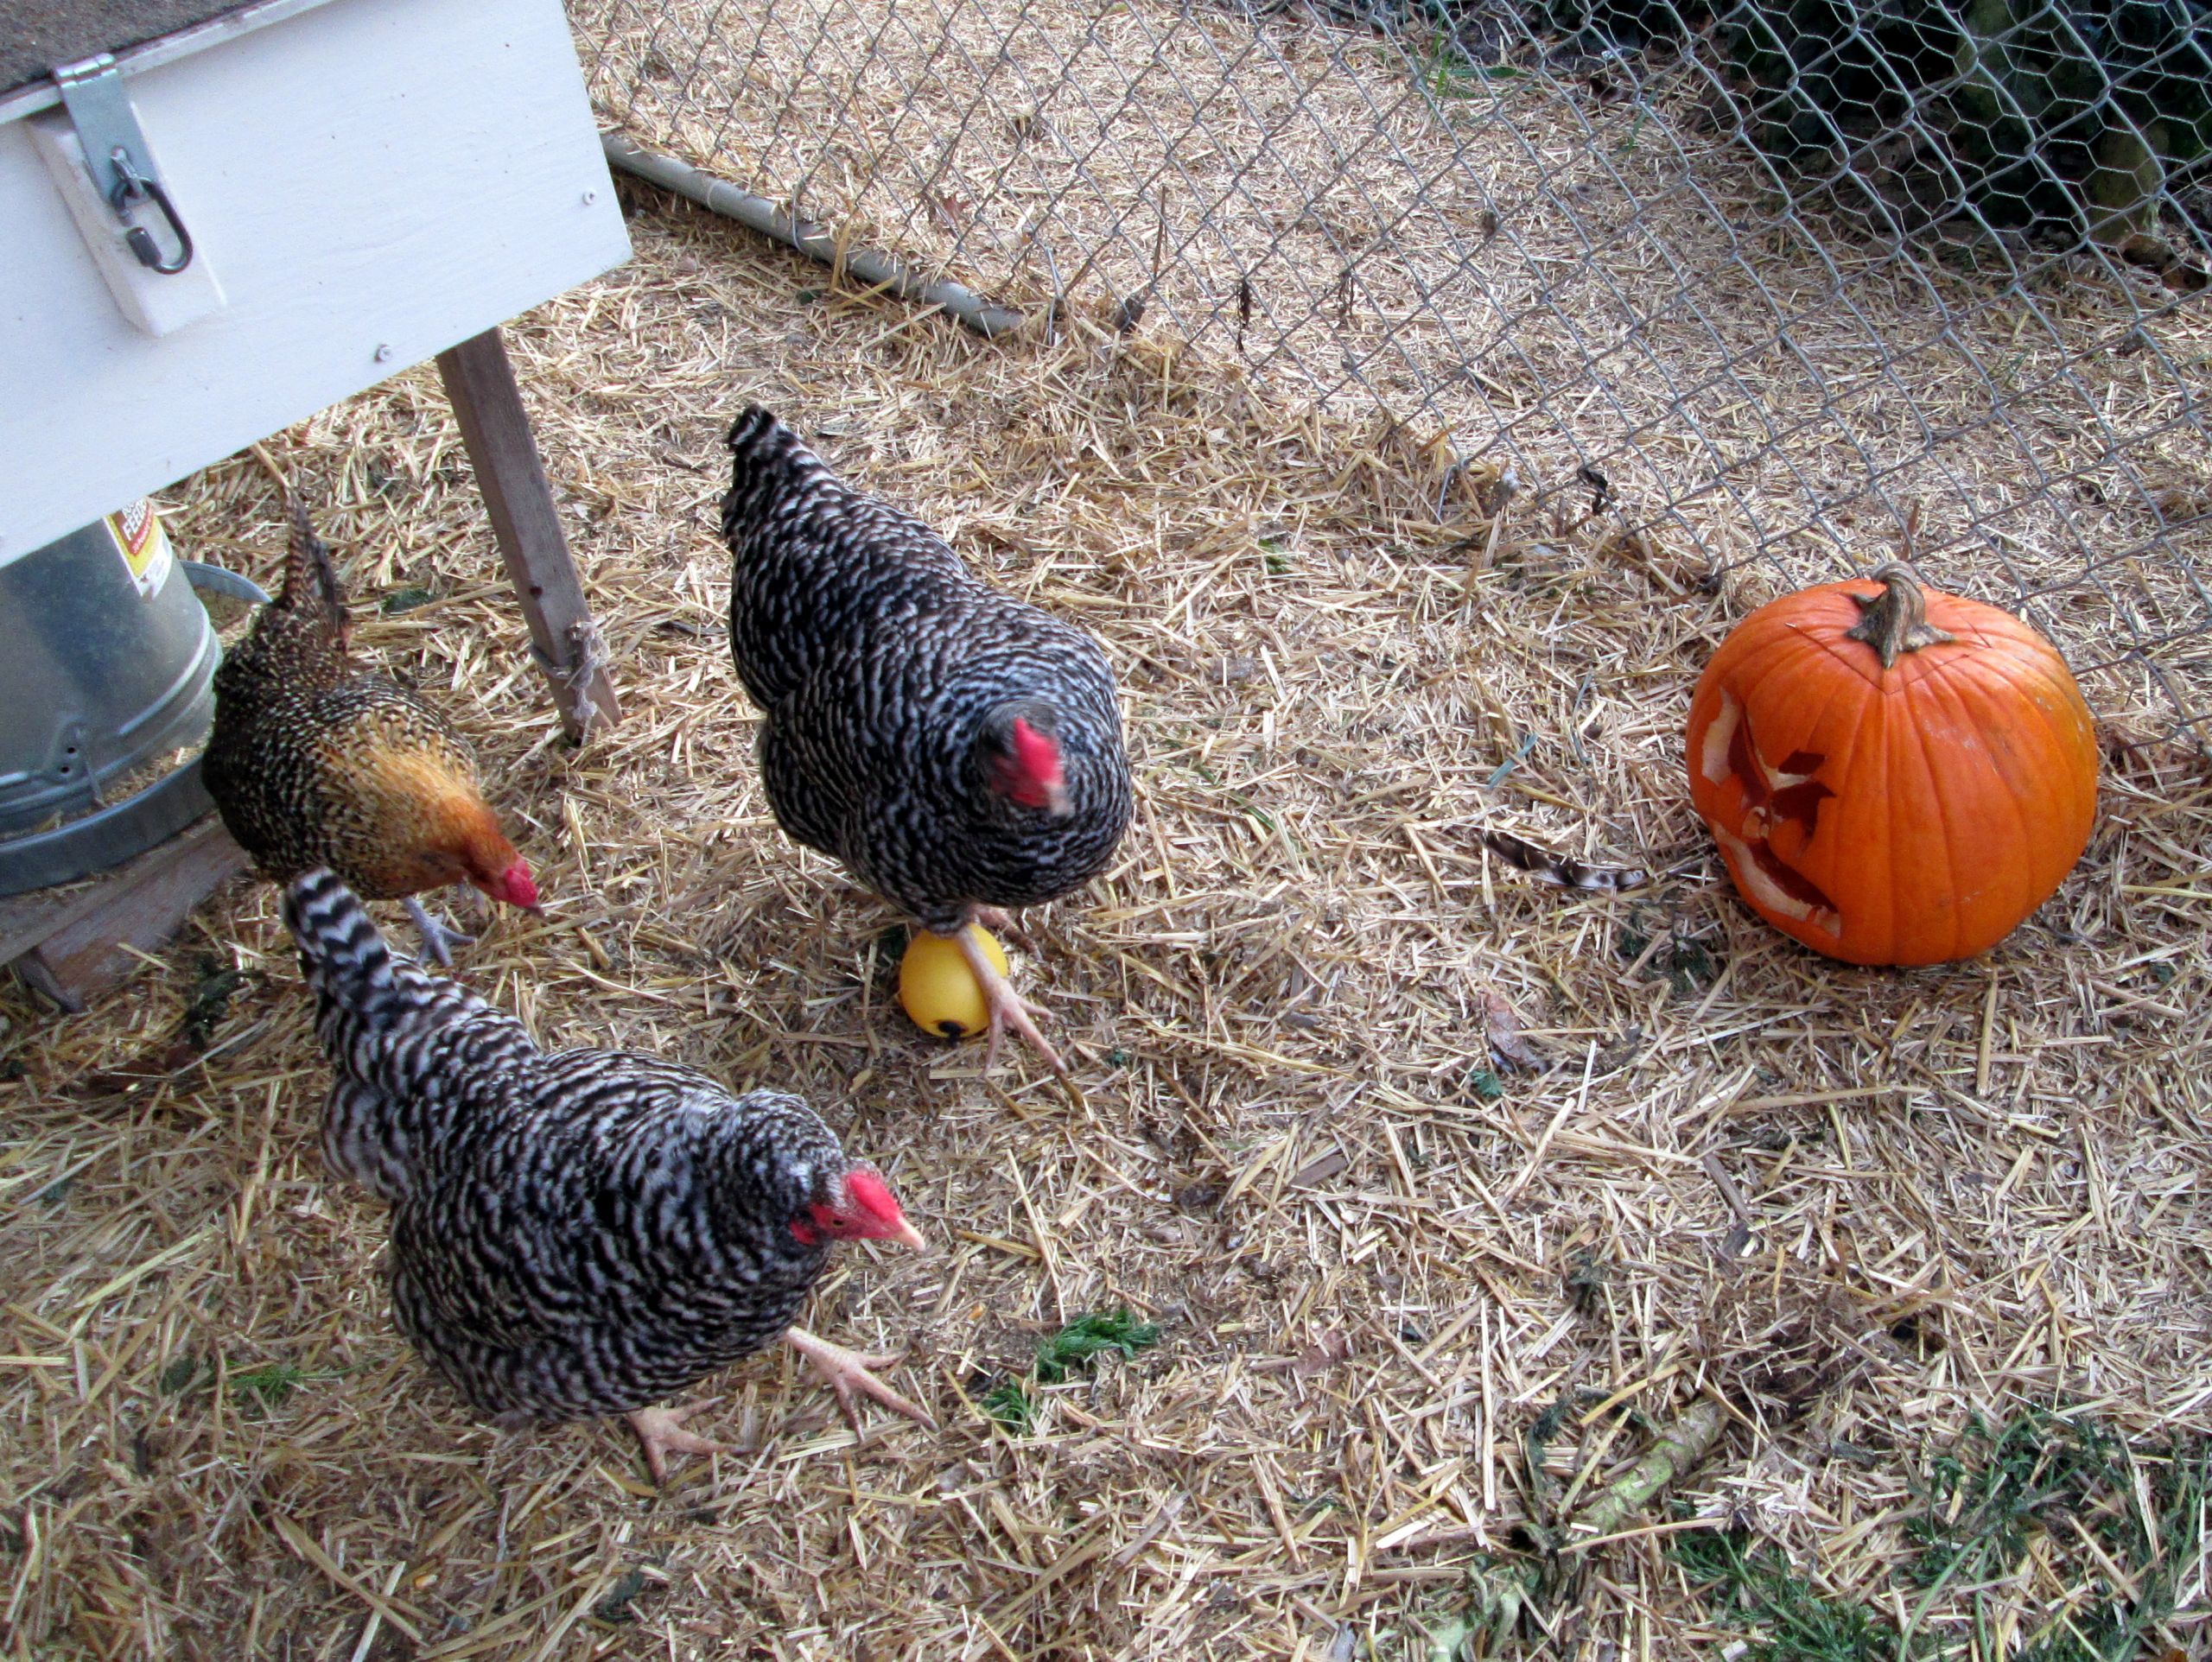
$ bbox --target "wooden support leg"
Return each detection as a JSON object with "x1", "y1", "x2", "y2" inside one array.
[{"x1": 435, "y1": 327, "x2": 621, "y2": 741}]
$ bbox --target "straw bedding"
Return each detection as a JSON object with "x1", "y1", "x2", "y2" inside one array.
[{"x1": 3, "y1": 6, "x2": 2210, "y2": 1659}]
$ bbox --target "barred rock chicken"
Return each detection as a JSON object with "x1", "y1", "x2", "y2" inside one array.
[
  {"x1": 202, "y1": 499, "x2": 538, "y2": 965},
  {"x1": 283, "y1": 867, "x2": 932, "y2": 1481},
  {"x1": 721, "y1": 408, "x2": 1135, "y2": 1073}
]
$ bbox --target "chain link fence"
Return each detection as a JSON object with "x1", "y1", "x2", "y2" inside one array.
[{"x1": 571, "y1": 0, "x2": 2212, "y2": 745}]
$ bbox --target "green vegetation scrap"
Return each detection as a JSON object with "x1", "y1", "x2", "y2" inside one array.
[
  {"x1": 157, "y1": 1354, "x2": 346, "y2": 1411},
  {"x1": 982, "y1": 1310, "x2": 1161, "y2": 1435},
  {"x1": 1615, "y1": 909, "x2": 1718, "y2": 997},
  {"x1": 226, "y1": 1361, "x2": 346, "y2": 1410}
]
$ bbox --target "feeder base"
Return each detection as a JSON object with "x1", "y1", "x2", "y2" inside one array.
[{"x1": 0, "y1": 816, "x2": 247, "y2": 1012}]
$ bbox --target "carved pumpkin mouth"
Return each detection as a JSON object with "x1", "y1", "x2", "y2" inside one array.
[{"x1": 1697, "y1": 688, "x2": 1842, "y2": 938}]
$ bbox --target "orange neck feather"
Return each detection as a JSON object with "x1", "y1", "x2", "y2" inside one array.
[{"x1": 348, "y1": 749, "x2": 520, "y2": 897}]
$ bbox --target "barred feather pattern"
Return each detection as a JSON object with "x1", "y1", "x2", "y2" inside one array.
[
  {"x1": 722, "y1": 408, "x2": 1134, "y2": 936},
  {"x1": 283, "y1": 869, "x2": 854, "y2": 1424},
  {"x1": 202, "y1": 503, "x2": 488, "y2": 899}
]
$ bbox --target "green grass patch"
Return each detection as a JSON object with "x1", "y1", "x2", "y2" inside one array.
[
  {"x1": 1672, "y1": 1409, "x2": 2209, "y2": 1662},
  {"x1": 378, "y1": 586, "x2": 439, "y2": 615},
  {"x1": 590, "y1": 1568, "x2": 652, "y2": 1627},
  {"x1": 1412, "y1": 33, "x2": 1522, "y2": 102},
  {"x1": 157, "y1": 1354, "x2": 206, "y2": 1394},
  {"x1": 1674, "y1": 1531, "x2": 1904, "y2": 1662},
  {"x1": 980, "y1": 1379, "x2": 1037, "y2": 1436},
  {"x1": 1904, "y1": 1410, "x2": 2208, "y2": 1662},
  {"x1": 1614, "y1": 910, "x2": 1717, "y2": 997}
]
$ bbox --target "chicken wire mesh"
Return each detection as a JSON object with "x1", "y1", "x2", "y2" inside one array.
[{"x1": 570, "y1": 0, "x2": 2212, "y2": 745}]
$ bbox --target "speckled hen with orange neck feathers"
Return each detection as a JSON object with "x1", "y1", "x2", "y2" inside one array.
[{"x1": 202, "y1": 499, "x2": 539, "y2": 963}]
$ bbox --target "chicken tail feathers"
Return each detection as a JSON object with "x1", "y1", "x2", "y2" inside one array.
[
  {"x1": 279, "y1": 495, "x2": 352, "y2": 650},
  {"x1": 284, "y1": 869, "x2": 532, "y2": 1196},
  {"x1": 722, "y1": 406, "x2": 827, "y2": 541},
  {"x1": 283, "y1": 867, "x2": 410, "y2": 1019}
]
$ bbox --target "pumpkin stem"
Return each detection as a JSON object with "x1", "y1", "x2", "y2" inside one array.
[{"x1": 1845, "y1": 562, "x2": 1955, "y2": 669}]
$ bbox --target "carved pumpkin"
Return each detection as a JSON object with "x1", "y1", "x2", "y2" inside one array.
[{"x1": 1686, "y1": 562, "x2": 2097, "y2": 966}]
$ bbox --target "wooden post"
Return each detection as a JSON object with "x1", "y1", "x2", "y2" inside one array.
[{"x1": 436, "y1": 327, "x2": 620, "y2": 740}]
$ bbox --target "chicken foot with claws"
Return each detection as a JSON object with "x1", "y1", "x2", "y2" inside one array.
[
  {"x1": 628, "y1": 1323, "x2": 932, "y2": 1483},
  {"x1": 403, "y1": 893, "x2": 479, "y2": 968},
  {"x1": 953, "y1": 920, "x2": 1064, "y2": 1075},
  {"x1": 785, "y1": 1325, "x2": 937, "y2": 1432},
  {"x1": 626, "y1": 1402, "x2": 726, "y2": 1485}
]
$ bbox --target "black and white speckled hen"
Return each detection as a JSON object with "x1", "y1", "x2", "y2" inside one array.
[
  {"x1": 721, "y1": 407, "x2": 1135, "y2": 1073},
  {"x1": 283, "y1": 866, "x2": 932, "y2": 1481}
]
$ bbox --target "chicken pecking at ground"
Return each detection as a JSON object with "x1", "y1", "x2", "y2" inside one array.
[
  {"x1": 721, "y1": 407, "x2": 1135, "y2": 1074},
  {"x1": 283, "y1": 866, "x2": 933, "y2": 1481},
  {"x1": 202, "y1": 498, "x2": 540, "y2": 965}
]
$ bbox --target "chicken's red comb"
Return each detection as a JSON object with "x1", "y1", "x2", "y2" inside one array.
[
  {"x1": 1010, "y1": 718, "x2": 1064, "y2": 786},
  {"x1": 840, "y1": 1167, "x2": 927, "y2": 1250},
  {"x1": 845, "y1": 1167, "x2": 904, "y2": 1228}
]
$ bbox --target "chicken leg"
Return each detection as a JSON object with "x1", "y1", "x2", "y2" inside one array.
[
  {"x1": 626, "y1": 1402, "x2": 726, "y2": 1485},
  {"x1": 404, "y1": 893, "x2": 476, "y2": 968},
  {"x1": 785, "y1": 1326, "x2": 936, "y2": 1431},
  {"x1": 955, "y1": 921, "x2": 1065, "y2": 1075}
]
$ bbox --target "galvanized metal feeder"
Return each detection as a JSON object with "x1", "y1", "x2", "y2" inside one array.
[
  {"x1": 0, "y1": 503, "x2": 271, "y2": 898},
  {"x1": 0, "y1": 0, "x2": 631, "y2": 1007}
]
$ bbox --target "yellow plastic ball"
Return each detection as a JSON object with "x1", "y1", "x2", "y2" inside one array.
[{"x1": 898, "y1": 928, "x2": 1006, "y2": 1040}]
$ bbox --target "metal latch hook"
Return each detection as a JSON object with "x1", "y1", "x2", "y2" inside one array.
[{"x1": 106, "y1": 149, "x2": 193, "y2": 275}]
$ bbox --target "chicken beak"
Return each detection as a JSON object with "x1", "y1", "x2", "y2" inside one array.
[
  {"x1": 1044, "y1": 779, "x2": 1072, "y2": 819},
  {"x1": 887, "y1": 1216, "x2": 930, "y2": 1253}
]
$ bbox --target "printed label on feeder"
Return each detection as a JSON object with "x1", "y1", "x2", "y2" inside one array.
[{"x1": 107, "y1": 500, "x2": 175, "y2": 599}]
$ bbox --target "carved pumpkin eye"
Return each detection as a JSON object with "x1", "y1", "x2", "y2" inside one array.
[{"x1": 1685, "y1": 564, "x2": 2097, "y2": 967}]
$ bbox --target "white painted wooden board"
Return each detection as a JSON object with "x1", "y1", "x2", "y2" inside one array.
[
  {"x1": 0, "y1": 0, "x2": 631, "y2": 562},
  {"x1": 27, "y1": 113, "x2": 232, "y2": 336}
]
